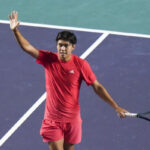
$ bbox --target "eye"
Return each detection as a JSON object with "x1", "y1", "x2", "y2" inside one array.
[
  {"x1": 64, "y1": 44, "x2": 68, "y2": 48},
  {"x1": 59, "y1": 44, "x2": 62, "y2": 47}
]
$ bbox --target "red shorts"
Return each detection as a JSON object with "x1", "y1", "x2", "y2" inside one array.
[{"x1": 40, "y1": 119, "x2": 82, "y2": 144}]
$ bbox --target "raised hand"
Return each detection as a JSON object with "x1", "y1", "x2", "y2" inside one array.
[{"x1": 9, "y1": 11, "x2": 20, "y2": 30}]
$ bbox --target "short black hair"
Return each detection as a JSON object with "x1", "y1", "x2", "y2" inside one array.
[{"x1": 56, "y1": 30, "x2": 77, "y2": 45}]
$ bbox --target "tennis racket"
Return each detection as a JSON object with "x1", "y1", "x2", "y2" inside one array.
[{"x1": 125, "y1": 111, "x2": 150, "y2": 122}]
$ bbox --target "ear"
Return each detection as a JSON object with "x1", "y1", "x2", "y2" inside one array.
[{"x1": 72, "y1": 44, "x2": 76, "y2": 50}]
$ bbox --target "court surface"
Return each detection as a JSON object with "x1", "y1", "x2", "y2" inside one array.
[{"x1": 0, "y1": 21, "x2": 150, "y2": 150}]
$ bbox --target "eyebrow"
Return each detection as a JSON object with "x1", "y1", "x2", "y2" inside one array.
[{"x1": 58, "y1": 43, "x2": 69, "y2": 47}]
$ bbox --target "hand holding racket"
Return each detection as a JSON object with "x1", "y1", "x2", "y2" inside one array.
[{"x1": 115, "y1": 106, "x2": 128, "y2": 118}]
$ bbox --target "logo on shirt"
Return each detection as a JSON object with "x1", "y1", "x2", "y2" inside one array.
[{"x1": 69, "y1": 70, "x2": 75, "y2": 74}]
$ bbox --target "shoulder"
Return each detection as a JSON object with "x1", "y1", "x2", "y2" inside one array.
[
  {"x1": 38, "y1": 49, "x2": 57, "y2": 59},
  {"x1": 72, "y1": 54, "x2": 87, "y2": 66},
  {"x1": 38, "y1": 49, "x2": 54, "y2": 55}
]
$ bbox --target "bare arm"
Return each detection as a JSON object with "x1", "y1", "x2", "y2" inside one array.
[
  {"x1": 92, "y1": 80, "x2": 128, "y2": 117},
  {"x1": 9, "y1": 11, "x2": 39, "y2": 58}
]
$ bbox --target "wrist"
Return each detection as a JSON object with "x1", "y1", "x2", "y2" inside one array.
[
  {"x1": 12, "y1": 28, "x2": 18, "y2": 33},
  {"x1": 113, "y1": 103, "x2": 119, "y2": 110}
]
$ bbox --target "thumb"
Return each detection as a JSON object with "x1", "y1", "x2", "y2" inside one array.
[{"x1": 17, "y1": 21, "x2": 20, "y2": 26}]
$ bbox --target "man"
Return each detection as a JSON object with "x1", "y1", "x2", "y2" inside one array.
[{"x1": 9, "y1": 11, "x2": 128, "y2": 150}]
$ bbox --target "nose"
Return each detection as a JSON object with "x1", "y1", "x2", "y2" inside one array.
[{"x1": 60, "y1": 46, "x2": 66, "y2": 51}]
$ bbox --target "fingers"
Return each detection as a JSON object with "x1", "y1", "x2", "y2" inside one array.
[
  {"x1": 116, "y1": 107, "x2": 129, "y2": 118},
  {"x1": 8, "y1": 15, "x2": 11, "y2": 20},
  {"x1": 8, "y1": 11, "x2": 18, "y2": 21},
  {"x1": 119, "y1": 112, "x2": 126, "y2": 118},
  {"x1": 117, "y1": 112, "x2": 124, "y2": 118},
  {"x1": 118, "y1": 110, "x2": 130, "y2": 118},
  {"x1": 17, "y1": 21, "x2": 20, "y2": 27},
  {"x1": 9, "y1": 11, "x2": 20, "y2": 30},
  {"x1": 12, "y1": 11, "x2": 17, "y2": 20}
]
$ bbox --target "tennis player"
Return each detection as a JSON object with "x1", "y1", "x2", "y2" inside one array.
[{"x1": 9, "y1": 11, "x2": 128, "y2": 150}]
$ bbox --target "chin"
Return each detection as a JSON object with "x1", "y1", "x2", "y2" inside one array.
[{"x1": 60, "y1": 56, "x2": 66, "y2": 60}]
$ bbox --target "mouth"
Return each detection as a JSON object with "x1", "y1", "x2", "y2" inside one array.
[{"x1": 59, "y1": 52, "x2": 67, "y2": 56}]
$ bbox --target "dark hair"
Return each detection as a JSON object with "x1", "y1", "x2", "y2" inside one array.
[{"x1": 56, "y1": 30, "x2": 77, "y2": 44}]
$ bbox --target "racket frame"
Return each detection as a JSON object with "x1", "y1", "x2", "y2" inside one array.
[{"x1": 125, "y1": 112, "x2": 150, "y2": 122}]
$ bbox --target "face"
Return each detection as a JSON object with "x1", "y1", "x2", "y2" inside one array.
[{"x1": 57, "y1": 40, "x2": 75, "y2": 61}]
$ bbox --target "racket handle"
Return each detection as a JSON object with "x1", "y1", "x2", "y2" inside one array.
[{"x1": 125, "y1": 112, "x2": 137, "y2": 117}]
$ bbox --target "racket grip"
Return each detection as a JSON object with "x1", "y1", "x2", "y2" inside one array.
[{"x1": 125, "y1": 112, "x2": 137, "y2": 117}]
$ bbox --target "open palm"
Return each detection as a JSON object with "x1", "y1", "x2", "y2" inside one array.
[{"x1": 9, "y1": 11, "x2": 20, "y2": 30}]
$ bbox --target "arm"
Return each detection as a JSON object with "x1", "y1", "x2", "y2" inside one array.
[
  {"x1": 9, "y1": 11, "x2": 39, "y2": 58},
  {"x1": 92, "y1": 80, "x2": 128, "y2": 117}
]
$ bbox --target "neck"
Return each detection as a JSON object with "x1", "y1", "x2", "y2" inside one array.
[{"x1": 59, "y1": 54, "x2": 72, "y2": 62}]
